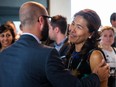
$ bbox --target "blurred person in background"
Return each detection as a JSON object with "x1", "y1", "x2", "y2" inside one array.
[
  {"x1": 110, "y1": 12, "x2": 116, "y2": 47},
  {"x1": 48, "y1": 15, "x2": 70, "y2": 65},
  {"x1": 5, "y1": 20, "x2": 21, "y2": 40},
  {"x1": 99, "y1": 26, "x2": 116, "y2": 87},
  {"x1": 0, "y1": 24, "x2": 15, "y2": 52}
]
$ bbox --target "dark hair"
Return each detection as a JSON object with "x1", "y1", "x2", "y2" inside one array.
[
  {"x1": 66, "y1": 9, "x2": 101, "y2": 61},
  {"x1": 74, "y1": 9, "x2": 101, "y2": 32},
  {"x1": 4, "y1": 20, "x2": 16, "y2": 35},
  {"x1": 5, "y1": 20, "x2": 15, "y2": 25},
  {"x1": 0, "y1": 24, "x2": 16, "y2": 48},
  {"x1": 110, "y1": 13, "x2": 116, "y2": 23},
  {"x1": 50, "y1": 15, "x2": 67, "y2": 34}
]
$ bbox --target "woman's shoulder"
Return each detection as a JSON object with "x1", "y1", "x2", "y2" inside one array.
[
  {"x1": 87, "y1": 48, "x2": 105, "y2": 60},
  {"x1": 90, "y1": 49, "x2": 104, "y2": 60},
  {"x1": 89, "y1": 49, "x2": 105, "y2": 71},
  {"x1": 89, "y1": 48, "x2": 105, "y2": 64}
]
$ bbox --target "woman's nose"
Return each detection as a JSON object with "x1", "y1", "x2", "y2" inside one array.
[{"x1": 69, "y1": 26, "x2": 76, "y2": 33}]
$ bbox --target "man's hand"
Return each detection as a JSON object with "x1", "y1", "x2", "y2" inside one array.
[{"x1": 93, "y1": 59, "x2": 110, "y2": 82}]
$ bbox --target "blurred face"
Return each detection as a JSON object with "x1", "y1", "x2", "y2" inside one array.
[
  {"x1": 49, "y1": 24, "x2": 56, "y2": 41},
  {"x1": 111, "y1": 20, "x2": 116, "y2": 28},
  {"x1": 69, "y1": 16, "x2": 90, "y2": 45},
  {"x1": 100, "y1": 30, "x2": 114, "y2": 46},
  {"x1": 0, "y1": 30, "x2": 13, "y2": 48}
]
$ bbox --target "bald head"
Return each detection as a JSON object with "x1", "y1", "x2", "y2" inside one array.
[{"x1": 19, "y1": 1, "x2": 48, "y2": 26}]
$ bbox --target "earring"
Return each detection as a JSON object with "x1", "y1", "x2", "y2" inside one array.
[{"x1": 88, "y1": 36, "x2": 91, "y2": 39}]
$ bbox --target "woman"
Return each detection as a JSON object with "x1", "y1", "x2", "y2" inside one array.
[
  {"x1": 99, "y1": 26, "x2": 116, "y2": 87},
  {"x1": 0, "y1": 24, "x2": 15, "y2": 52},
  {"x1": 66, "y1": 9, "x2": 108, "y2": 87}
]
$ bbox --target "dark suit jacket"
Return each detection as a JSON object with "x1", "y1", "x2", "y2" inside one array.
[
  {"x1": 59, "y1": 38, "x2": 70, "y2": 56},
  {"x1": 0, "y1": 35, "x2": 100, "y2": 87}
]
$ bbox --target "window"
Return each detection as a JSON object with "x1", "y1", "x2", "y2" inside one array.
[{"x1": 71, "y1": 0, "x2": 115, "y2": 26}]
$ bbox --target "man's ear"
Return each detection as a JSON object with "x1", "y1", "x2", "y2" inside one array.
[
  {"x1": 55, "y1": 27, "x2": 59, "y2": 33},
  {"x1": 38, "y1": 16, "x2": 44, "y2": 24},
  {"x1": 38, "y1": 16, "x2": 44, "y2": 30},
  {"x1": 20, "y1": 24, "x2": 23, "y2": 31}
]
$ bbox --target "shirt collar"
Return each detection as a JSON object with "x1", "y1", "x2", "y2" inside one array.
[
  {"x1": 54, "y1": 37, "x2": 68, "y2": 51},
  {"x1": 54, "y1": 37, "x2": 67, "y2": 46},
  {"x1": 22, "y1": 33, "x2": 41, "y2": 44}
]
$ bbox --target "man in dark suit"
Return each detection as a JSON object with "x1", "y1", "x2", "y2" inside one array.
[
  {"x1": 48, "y1": 15, "x2": 69, "y2": 56},
  {"x1": 48, "y1": 15, "x2": 70, "y2": 66},
  {"x1": 0, "y1": 1, "x2": 109, "y2": 87}
]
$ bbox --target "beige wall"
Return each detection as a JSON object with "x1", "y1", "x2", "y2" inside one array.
[{"x1": 49, "y1": 0, "x2": 71, "y2": 24}]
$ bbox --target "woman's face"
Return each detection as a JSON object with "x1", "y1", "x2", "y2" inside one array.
[
  {"x1": 100, "y1": 29, "x2": 114, "y2": 46},
  {"x1": 69, "y1": 16, "x2": 90, "y2": 45},
  {"x1": 0, "y1": 30, "x2": 13, "y2": 48}
]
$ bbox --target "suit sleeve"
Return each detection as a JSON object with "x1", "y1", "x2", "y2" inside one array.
[{"x1": 46, "y1": 49, "x2": 100, "y2": 87}]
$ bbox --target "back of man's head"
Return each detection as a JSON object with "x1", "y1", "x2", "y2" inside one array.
[
  {"x1": 19, "y1": 1, "x2": 48, "y2": 26},
  {"x1": 50, "y1": 15, "x2": 67, "y2": 35}
]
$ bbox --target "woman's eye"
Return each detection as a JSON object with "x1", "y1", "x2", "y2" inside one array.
[
  {"x1": 6, "y1": 34, "x2": 11, "y2": 38},
  {"x1": 0, "y1": 34, "x2": 4, "y2": 38},
  {"x1": 76, "y1": 25, "x2": 83, "y2": 30}
]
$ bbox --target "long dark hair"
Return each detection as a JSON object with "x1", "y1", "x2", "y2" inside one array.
[{"x1": 66, "y1": 9, "x2": 101, "y2": 62}]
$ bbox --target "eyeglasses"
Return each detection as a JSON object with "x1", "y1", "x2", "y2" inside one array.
[
  {"x1": 42, "y1": 15, "x2": 52, "y2": 19},
  {"x1": 38, "y1": 15, "x2": 52, "y2": 22}
]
